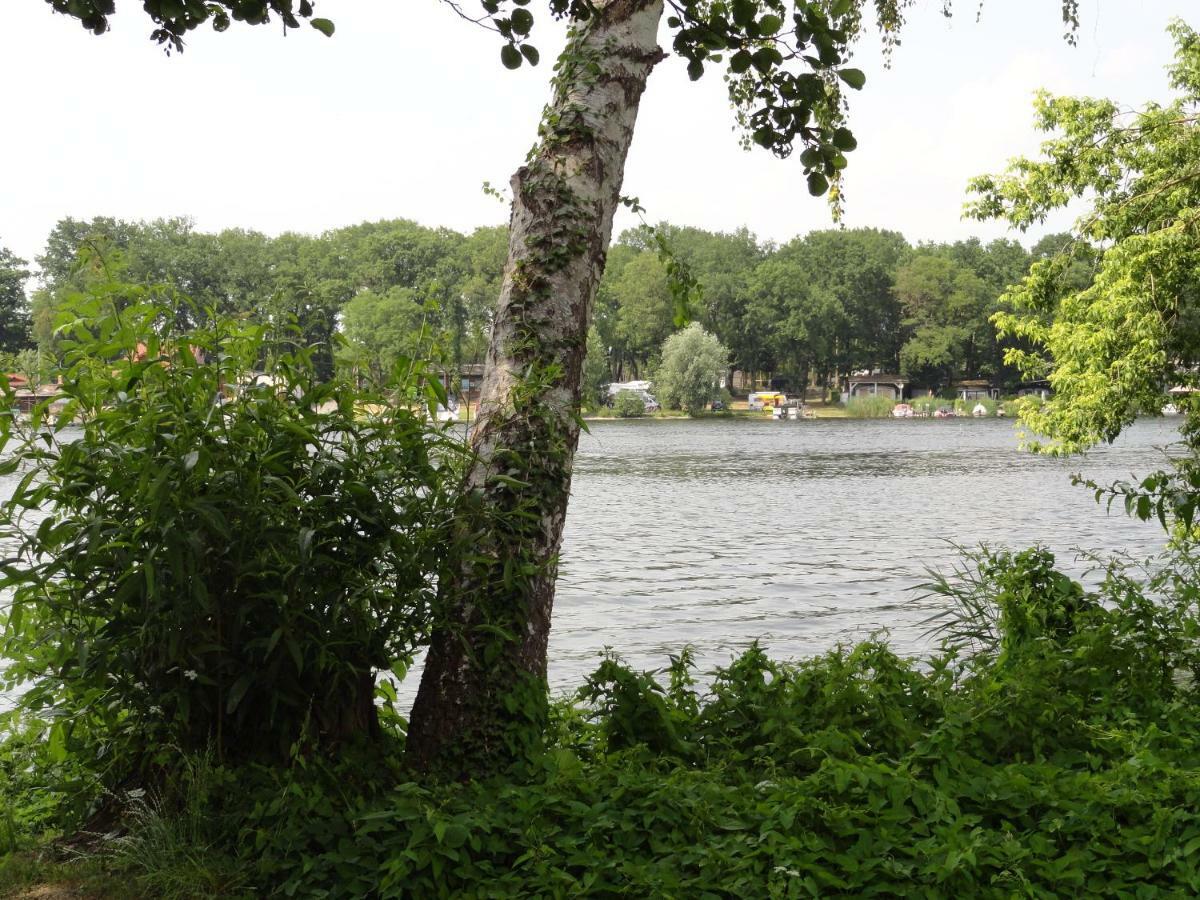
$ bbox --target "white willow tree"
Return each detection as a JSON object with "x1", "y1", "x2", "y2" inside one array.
[{"x1": 51, "y1": 0, "x2": 1083, "y2": 776}]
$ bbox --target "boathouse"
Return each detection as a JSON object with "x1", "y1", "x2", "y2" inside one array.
[
  {"x1": 953, "y1": 379, "x2": 1000, "y2": 401},
  {"x1": 844, "y1": 373, "x2": 909, "y2": 402}
]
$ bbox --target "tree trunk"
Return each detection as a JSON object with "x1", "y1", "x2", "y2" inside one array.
[{"x1": 407, "y1": 0, "x2": 666, "y2": 776}]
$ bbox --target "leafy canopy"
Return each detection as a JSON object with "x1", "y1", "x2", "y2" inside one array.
[{"x1": 968, "y1": 19, "x2": 1200, "y2": 455}]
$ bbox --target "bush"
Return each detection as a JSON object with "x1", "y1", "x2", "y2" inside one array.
[
  {"x1": 0, "y1": 289, "x2": 461, "y2": 778},
  {"x1": 827, "y1": 388, "x2": 841, "y2": 404},
  {"x1": 241, "y1": 546, "x2": 1200, "y2": 898},
  {"x1": 10, "y1": 545, "x2": 1200, "y2": 896},
  {"x1": 846, "y1": 395, "x2": 895, "y2": 418},
  {"x1": 910, "y1": 395, "x2": 939, "y2": 415},
  {"x1": 613, "y1": 390, "x2": 646, "y2": 418}
]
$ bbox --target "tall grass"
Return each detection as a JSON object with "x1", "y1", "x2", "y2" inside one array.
[
  {"x1": 106, "y1": 751, "x2": 249, "y2": 900},
  {"x1": 846, "y1": 395, "x2": 896, "y2": 418}
]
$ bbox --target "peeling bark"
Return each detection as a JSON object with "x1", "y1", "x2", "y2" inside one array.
[{"x1": 407, "y1": 0, "x2": 666, "y2": 774}]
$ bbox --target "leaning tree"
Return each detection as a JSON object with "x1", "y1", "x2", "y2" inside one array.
[{"x1": 48, "y1": 0, "x2": 1082, "y2": 777}]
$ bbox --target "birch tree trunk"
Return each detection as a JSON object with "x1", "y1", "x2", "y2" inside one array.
[{"x1": 406, "y1": 0, "x2": 666, "y2": 774}]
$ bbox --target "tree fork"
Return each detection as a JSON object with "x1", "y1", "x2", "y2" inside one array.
[{"x1": 407, "y1": 0, "x2": 665, "y2": 775}]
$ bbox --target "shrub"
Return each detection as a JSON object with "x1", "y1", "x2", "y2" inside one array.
[
  {"x1": 0, "y1": 288, "x2": 461, "y2": 777},
  {"x1": 10, "y1": 544, "x2": 1200, "y2": 897},
  {"x1": 241, "y1": 545, "x2": 1200, "y2": 898},
  {"x1": 846, "y1": 395, "x2": 895, "y2": 418},
  {"x1": 827, "y1": 388, "x2": 841, "y2": 404},
  {"x1": 910, "y1": 395, "x2": 940, "y2": 415},
  {"x1": 613, "y1": 390, "x2": 646, "y2": 417}
]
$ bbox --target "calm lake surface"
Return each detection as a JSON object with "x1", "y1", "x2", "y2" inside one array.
[{"x1": 0, "y1": 417, "x2": 1182, "y2": 712}]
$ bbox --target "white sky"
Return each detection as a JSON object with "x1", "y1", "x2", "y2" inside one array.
[{"x1": 1, "y1": 0, "x2": 1195, "y2": 272}]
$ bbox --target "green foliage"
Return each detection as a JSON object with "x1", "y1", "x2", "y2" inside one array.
[
  {"x1": 0, "y1": 280, "x2": 461, "y2": 775},
  {"x1": 845, "y1": 395, "x2": 894, "y2": 417},
  {"x1": 0, "y1": 242, "x2": 32, "y2": 354},
  {"x1": 108, "y1": 751, "x2": 252, "y2": 899},
  {"x1": 968, "y1": 21, "x2": 1200, "y2": 456},
  {"x1": 7, "y1": 544, "x2": 1200, "y2": 896},
  {"x1": 654, "y1": 323, "x2": 729, "y2": 414},
  {"x1": 0, "y1": 710, "x2": 98, "y2": 849},
  {"x1": 612, "y1": 390, "x2": 646, "y2": 418},
  {"x1": 170, "y1": 546, "x2": 1200, "y2": 897},
  {"x1": 46, "y1": 0, "x2": 333, "y2": 52},
  {"x1": 580, "y1": 325, "x2": 609, "y2": 409}
]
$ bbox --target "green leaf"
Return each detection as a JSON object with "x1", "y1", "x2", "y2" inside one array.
[
  {"x1": 309, "y1": 18, "x2": 334, "y2": 37},
  {"x1": 226, "y1": 673, "x2": 254, "y2": 714},
  {"x1": 510, "y1": 8, "x2": 533, "y2": 35},
  {"x1": 751, "y1": 47, "x2": 782, "y2": 74},
  {"x1": 807, "y1": 172, "x2": 829, "y2": 196},
  {"x1": 757, "y1": 14, "x2": 782, "y2": 36},
  {"x1": 838, "y1": 68, "x2": 866, "y2": 90},
  {"x1": 729, "y1": 50, "x2": 751, "y2": 74},
  {"x1": 832, "y1": 126, "x2": 858, "y2": 151},
  {"x1": 687, "y1": 59, "x2": 703, "y2": 81},
  {"x1": 48, "y1": 723, "x2": 67, "y2": 763},
  {"x1": 501, "y1": 44, "x2": 522, "y2": 70},
  {"x1": 520, "y1": 44, "x2": 540, "y2": 66}
]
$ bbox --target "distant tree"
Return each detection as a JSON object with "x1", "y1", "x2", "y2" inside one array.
[
  {"x1": 613, "y1": 253, "x2": 674, "y2": 376},
  {"x1": 782, "y1": 229, "x2": 902, "y2": 381},
  {"x1": 0, "y1": 243, "x2": 32, "y2": 353},
  {"x1": 655, "y1": 323, "x2": 730, "y2": 414},
  {"x1": 581, "y1": 325, "x2": 610, "y2": 409},
  {"x1": 894, "y1": 253, "x2": 992, "y2": 387},
  {"x1": 621, "y1": 224, "x2": 765, "y2": 384},
  {"x1": 12, "y1": 348, "x2": 45, "y2": 391},
  {"x1": 340, "y1": 287, "x2": 438, "y2": 383}
]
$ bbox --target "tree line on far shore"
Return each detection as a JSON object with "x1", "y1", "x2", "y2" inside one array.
[{"x1": 0, "y1": 216, "x2": 1087, "y2": 396}]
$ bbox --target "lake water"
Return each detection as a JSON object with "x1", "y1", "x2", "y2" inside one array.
[
  {"x1": 0, "y1": 417, "x2": 1182, "y2": 712},
  {"x1": 543, "y1": 416, "x2": 1178, "y2": 691}
]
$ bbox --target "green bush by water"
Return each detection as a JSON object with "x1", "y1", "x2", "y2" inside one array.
[{"x1": 613, "y1": 390, "x2": 647, "y2": 417}]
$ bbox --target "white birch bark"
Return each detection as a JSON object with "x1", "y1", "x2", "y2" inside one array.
[{"x1": 408, "y1": 0, "x2": 666, "y2": 772}]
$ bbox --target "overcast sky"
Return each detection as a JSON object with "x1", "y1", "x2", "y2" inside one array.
[{"x1": 2, "y1": 0, "x2": 1195, "y2": 273}]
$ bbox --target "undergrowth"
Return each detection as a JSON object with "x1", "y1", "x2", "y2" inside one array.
[{"x1": 5, "y1": 546, "x2": 1200, "y2": 897}]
